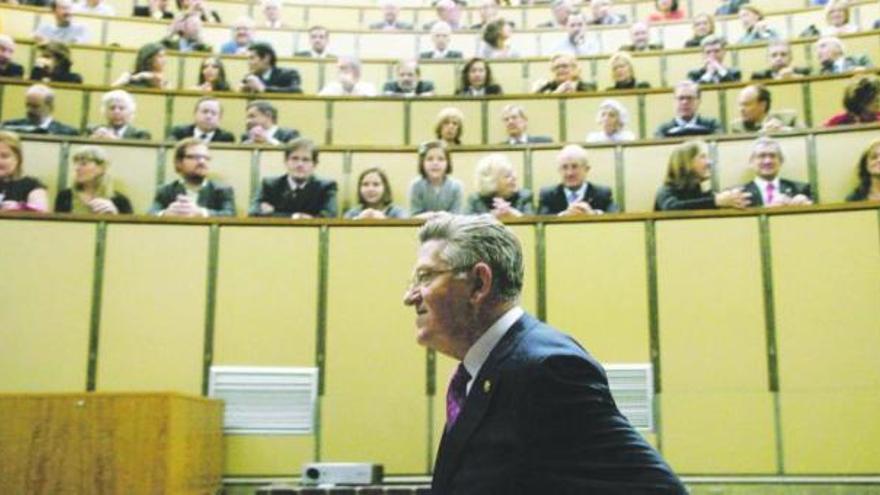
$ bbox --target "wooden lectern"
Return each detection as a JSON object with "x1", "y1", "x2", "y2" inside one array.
[{"x1": 0, "y1": 392, "x2": 223, "y2": 495}]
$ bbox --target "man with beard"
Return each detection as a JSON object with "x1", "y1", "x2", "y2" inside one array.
[{"x1": 149, "y1": 138, "x2": 236, "y2": 217}]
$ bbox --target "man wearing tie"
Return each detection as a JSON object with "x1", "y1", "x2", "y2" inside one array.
[
  {"x1": 499, "y1": 104, "x2": 552, "y2": 145},
  {"x1": 249, "y1": 138, "x2": 338, "y2": 218},
  {"x1": 403, "y1": 214, "x2": 686, "y2": 494},
  {"x1": 738, "y1": 137, "x2": 813, "y2": 208},
  {"x1": 168, "y1": 97, "x2": 236, "y2": 143},
  {"x1": 538, "y1": 144, "x2": 618, "y2": 215}
]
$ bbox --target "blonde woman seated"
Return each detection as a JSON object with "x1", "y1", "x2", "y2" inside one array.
[
  {"x1": 55, "y1": 146, "x2": 133, "y2": 214},
  {"x1": 820, "y1": 0, "x2": 858, "y2": 36},
  {"x1": 533, "y1": 53, "x2": 596, "y2": 94},
  {"x1": 606, "y1": 52, "x2": 650, "y2": 90},
  {"x1": 434, "y1": 107, "x2": 464, "y2": 147},
  {"x1": 586, "y1": 99, "x2": 636, "y2": 143},
  {"x1": 654, "y1": 139, "x2": 751, "y2": 211},
  {"x1": 465, "y1": 153, "x2": 534, "y2": 217},
  {"x1": 344, "y1": 167, "x2": 408, "y2": 219}
]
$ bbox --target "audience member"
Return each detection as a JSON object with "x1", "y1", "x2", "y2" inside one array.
[
  {"x1": 1, "y1": 84, "x2": 78, "y2": 136},
  {"x1": 715, "y1": 0, "x2": 748, "y2": 15},
  {"x1": 737, "y1": 5, "x2": 779, "y2": 44},
  {"x1": 219, "y1": 16, "x2": 256, "y2": 55},
  {"x1": 684, "y1": 13, "x2": 715, "y2": 48},
  {"x1": 161, "y1": 13, "x2": 212, "y2": 52},
  {"x1": 113, "y1": 43, "x2": 167, "y2": 89},
  {"x1": 538, "y1": 144, "x2": 618, "y2": 215},
  {"x1": 251, "y1": 138, "x2": 338, "y2": 218},
  {"x1": 169, "y1": 97, "x2": 236, "y2": 142},
  {"x1": 150, "y1": 138, "x2": 236, "y2": 217},
  {"x1": 132, "y1": 0, "x2": 174, "y2": 19},
  {"x1": 55, "y1": 146, "x2": 133, "y2": 214},
  {"x1": 816, "y1": 0, "x2": 858, "y2": 36},
  {"x1": 87, "y1": 90, "x2": 152, "y2": 140},
  {"x1": 533, "y1": 53, "x2": 596, "y2": 94},
  {"x1": 815, "y1": 36, "x2": 871, "y2": 75},
  {"x1": 824, "y1": 75, "x2": 880, "y2": 126},
  {"x1": 0, "y1": 131, "x2": 49, "y2": 212},
  {"x1": 195, "y1": 56, "x2": 230, "y2": 91},
  {"x1": 738, "y1": 137, "x2": 813, "y2": 207},
  {"x1": 586, "y1": 99, "x2": 636, "y2": 143},
  {"x1": 344, "y1": 167, "x2": 408, "y2": 219},
  {"x1": 33, "y1": 0, "x2": 90, "y2": 45},
  {"x1": 0, "y1": 35, "x2": 24, "y2": 78},
  {"x1": 73, "y1": 0, "x2": 115, "y2": 16},
  {"x1": 687, "y1": 36, "x2": 741, "y2": 84},
  {"x1": 319, "y1": 56, "x2": 377, "y2": 96},
  {"x1": 620, "y1": 22, "x2": 663, "y2": 51},
  {"x1": 479, "y1": 17, "x2": 519, "y2": 59},
  {"x1": 295, "y1": 26, "x2": 333, "y2": 58},
  {"x1": 260, "y1": 0, "x2": 286, "y2": 28},
  {"x1": 383, "y1": 59, "x2": 436, "y2": 96},
  {"x1": 434, "y1": 107, "x2": 464, "y2": 147},
  {"x1": 420, "y1": 21, "x2": 463, "y2": 59},
  {"x1": 731, "y1": 84, "x2": 800, "y2": 133},
  {"x1": 370, "y1": 1, "x2": 413, "y2": 30},
  {"x1": 538, "y1": 0, "x2": 572, "y2": 28},
  {"x1": 589, "y1": 0, "x2": 627, "y2": 25},
  {"x1": 607, "y1": 51, "x2": 650, "y2": 90},
  {"x1": 552, "y1": 11, "x2": 599, "y2": 56},
  {"x1": 241, "y1": 42, "x2": 302, "y2": 93},
  {"x1": 423, "y1": 0, "x2": 464, "y2": 31},
  {"x1": 647, "y1": 0, "x2": 685, "y2": 22},
  {"x1": 455, "y1": 58, "x2": 502, "y2": 96},
  {"x1": 501, "y1": 104, "x2": 553, "y2": 145},
  {"x1": 465, "y1": 153, "x2": 533, "y2": 217},
  {"x1": 655, "y1": 140, "x2": 750, "y2": 211},
  {"x1": 30, "y1": 42, "x2": 82, "y2": 84},
  {"x1": 408, "y1": 140, "x2": 462, "y2": 217},
  {"x1": 242, "y1": 100, "x2": 300, "y2": 145},
  {"x1": 751, "y1": 40, "x2": 811, "y2": 80},
  {"x1": 846, "y1": 138, "x2": 880, "y2": 202},
  {"x1": 655, "y1": 80, "x2": 721, "y2": 138},
  {"x1": 471, "y1": 0, "x2": 503, "y2": 30},
  {"x1": 176, "y1": 0, "x2": 221, "y2": 23}
]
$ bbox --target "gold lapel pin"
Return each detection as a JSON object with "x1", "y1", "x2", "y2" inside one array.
[{"x1": 483, "y1": 380, "x2": 492, "y2": 393}]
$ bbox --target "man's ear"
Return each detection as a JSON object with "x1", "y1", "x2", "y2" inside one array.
[{"x1": 469, "y1": 262, "x2": 493, "y2": 304}]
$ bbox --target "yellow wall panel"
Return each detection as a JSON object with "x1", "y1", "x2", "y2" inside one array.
[
  {"x1": 332, "y1": 100, "x2": 405, "y2": 146},
  {"x1": 322, "y1": 226, "x2": 427, "y2": 473},
  {"x1": 97, "y1": 224, "x2": 208, "y2": 394},
  {"x1": 270, "y1": 100, "x2": 327, "y2": 147},
  {"x1": 545, "y1": 222, "x2": 650, "y2": 363},
  {"x1": 657, "y1": 217, "x2": 768, "y2": 392},
  {"x1": 224, "y1": 436, "x2": 314, "y2": 476},
  {"x1": 814, "y1": 129, "x2": 875, "y2": 204},
  {"x1": 661, "y1": 392, "x2": 778, "y2": 473},
  {"x1": 622, "y1": 142, "x2": 678, "y2": 212},
  {"x1": 0, "y1": 221, "x2": 94, "y2": 392},
  {"x1": 808, "y1": 78, "x2": 851, "y2": 126}
]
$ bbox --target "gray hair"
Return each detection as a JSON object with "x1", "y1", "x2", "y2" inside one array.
[
  {"x1": 596, "y1": 98, "x2": 629, "y2": 127},
  {"x1": 71, "y1": 145, "x2": 110, "y2": 168},
  {"x1": 418, "y1": 214, "x2": 523, "y2": 301},
  {"x1": 474, "y1": 153, "x2": 514, "y2": 197},
  {"x1": 101, "y1": 89, "x2": 136, "y2": 112},
  {"x1": 750, "y1": 136, "x2": 785, "y2": 162}
]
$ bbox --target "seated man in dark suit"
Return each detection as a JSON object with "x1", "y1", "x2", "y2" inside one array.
[
  {"x1": 1, "y1": 84, "x2": 78, "y2": 136},
  {"x1": 86, "y1": 89, "x2": 152, "y2": 140},
  {"x1": 0, "y1": 35, "x2": 24, "y2": 79},
  {"x1": 419, "y1": 21, "x2": 463, "y2": 59},
  {"x1": 751, "y1": 40, "x2": 811, "y2": 80},
  {"x1": 655, "y1": 80, "x2": 721, "y2": 138},
  {"x1": 538, "y1": 144, "x2": 618, "y2": 215},
  {"x1": 294, "y1": 25, "x2": 334, "y2": 58},
  {"x1": 403, "y1": 214, "x2": 687, "y2": 495},
  {"x1": 169, "y1": 97, "x2": 236, "y2": 142},
  {"x1": 149, "y1": 138, "x2": 236, "y2": 217},
  {"x1": 241, "y1": 100, "x2": 299, "y2": 145},
  {"x1": 240, "y1": 42, "x2": 302, "y2": 94},
  {"x1": 250, "y1": 138, "x2": 338, "y2": 218},
  {"x1": 383, "y1": 59, "x2": 436, "y2": 96},
  {"x1": 739, "y1": 137, "x2": 813, "y2": 208},
  {"x1": 500, "y1": 104, "x2": 552, "y2": 145},
  {"x1": 687, "y1": 35, "x2": 742, "y2": 85},
  {"x1": 370, "y1": 1, "x2": 414, "y2": 30}
]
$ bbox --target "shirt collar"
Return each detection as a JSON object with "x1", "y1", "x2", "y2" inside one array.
[
  {"x1": 566, "y1": 182, "x2": 588, "y2": 202},
  {"x1": 462, "y1": 306, "x2": 524, "y2": 393}
]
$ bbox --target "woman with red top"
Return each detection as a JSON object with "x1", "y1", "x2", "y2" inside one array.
[
  {"x1": 647, "y1": 0, "x2": 685, "y2": 22},
  {"x1": 824, "y1": 75, "x2": 880, "y2": 127}
]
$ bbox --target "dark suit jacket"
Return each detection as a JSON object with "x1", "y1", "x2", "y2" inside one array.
[
  {"x1": 751, "y1": 67, "x2": 811, "y2": 80},
  {"x1": 538, "y1": 182, "x2": 619, "y2": 215},
  {"x1": 29, "y1": 66, "x2": 83, "y2": 84},
  {"x1": 169, "y1": 124, "x2": 236, "y2": 143},
  {"x1": 258, "y1": 67, "x2": 302, "y2": 93},
  {"x1": 419, "y1": 50, "x2": 464, "y2": 59},
  {"x1": 86, "y1": 124, "x2": 152, "y2": 140},
  {"x1": 249, "y1": 174, "x2": 338, "y2": 218},
  {"x1": 535, "y1": 80, "x2": 597, "y2": 93},
  {"x1": 0, "y1": 62, "x2": 24, "y2": 78},
  {"x1": 687, "y1": 66, "x2": 742, "y2": 84},
  {"x1": 432, "y1": 312, "x2": 686, "y2": 495},
  {"x1": 148, "y1": 179, "x2": 236, "y2": 217},
  {"x1": 369, "y1": 20, "x2": 414, "y2": 30},
  {"x1": 455, "y1": 84, "x2": 503, "y2": 96},
  {"x1": 654, "y1": 115, "x2": 721, "y2": 138},
  {"x1": 1, "y1": 118, "x2": 79, "y2": 136},
  {"x1": 240, "y1": 127, "x2": 299, "y2": 144},
  {"x1": 654, "y1": 185, "x2": 716, "y2": 211},
  {"x1": 740, "y1": 178, "x2": 812, "y2": 207},
  {"x1": 382, "y1": 80, "x2": 435, "y2": 96}
]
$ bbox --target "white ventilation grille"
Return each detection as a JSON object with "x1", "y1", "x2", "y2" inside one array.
[
  {"x1": 604, "y1": 364, "x2": 654, "y2": 431},
  {"x1": 209, "y1": 366, "x2": 319, "y2": 435}
]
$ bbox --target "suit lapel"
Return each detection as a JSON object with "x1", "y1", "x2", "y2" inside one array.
[{"x1": 744, "y1": 181, "x2": 763, "y2": 206}]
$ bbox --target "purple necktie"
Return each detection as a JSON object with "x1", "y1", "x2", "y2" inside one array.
[{"x1": 446, "y1": 363, "x2": 470, "y2": 430}]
